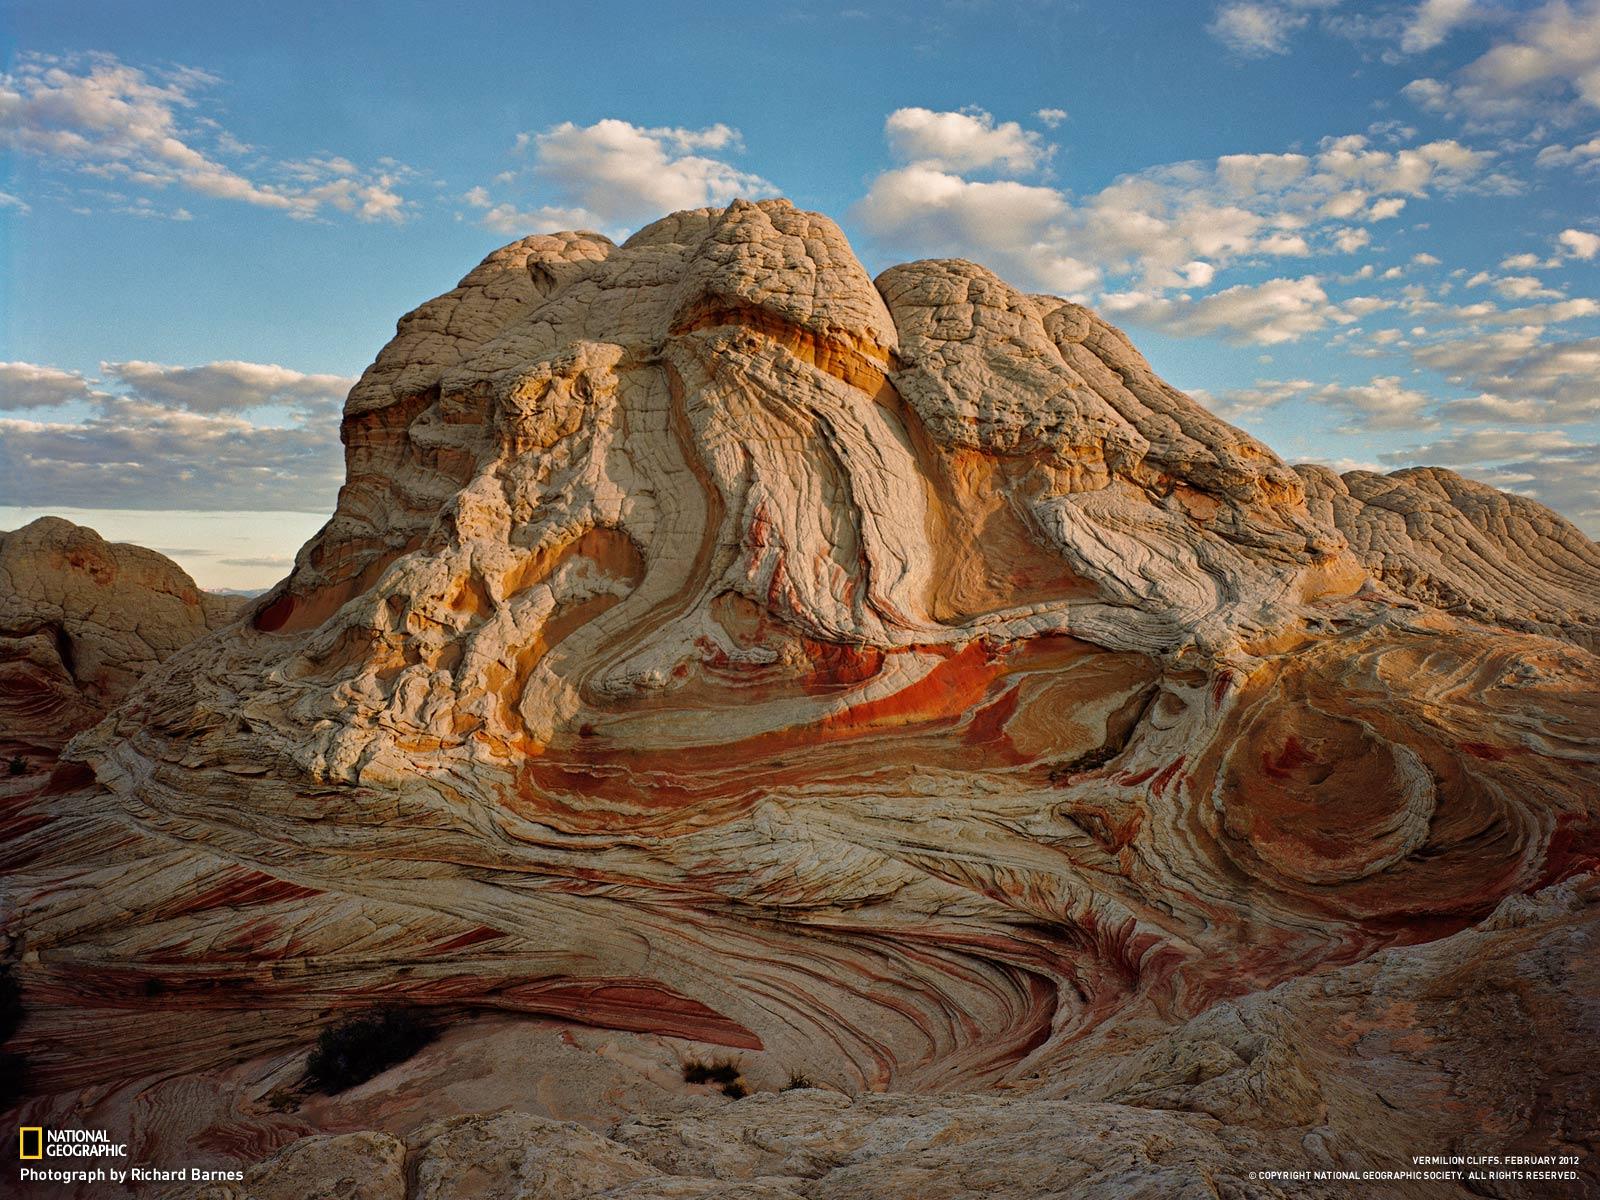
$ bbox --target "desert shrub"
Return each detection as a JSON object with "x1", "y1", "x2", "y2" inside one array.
[
  {"x1": 681, "y1": 1056, "x2": 741, "y2": 1086},
  {"x1": 682, "y1": 1056, "x2": 748, "y2": 1097},
  {"x1": 782, "y1": 1070, "x2": 814, "y2": 1091},
  {"x1": 7, "y1": 755, "x2": 25, "y2": 777},
  {"x1": 305, "y1": 1007, "x2": 439, "y2": 1094}
]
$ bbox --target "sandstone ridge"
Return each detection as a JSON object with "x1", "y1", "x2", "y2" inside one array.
[
  {"x1": 0, "y1": 516, "x2": 242, "y2": 759},
  {"x1": 4, "y1": 200, "x2": 1597, "y2": 1197}
]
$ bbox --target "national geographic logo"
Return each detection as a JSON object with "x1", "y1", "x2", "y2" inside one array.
[{"x1": 15, "y1": 1126, "x2": 243, "y2": 1187}]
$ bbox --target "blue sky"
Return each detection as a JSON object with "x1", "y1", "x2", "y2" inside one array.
[{"x1": 3, "y1": 0, "x2": 1598, "y2": 587}]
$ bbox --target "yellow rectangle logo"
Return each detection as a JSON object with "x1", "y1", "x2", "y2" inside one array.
[{"x1": 19, "y1": 1127, "x2": 43, "y2": 1159}]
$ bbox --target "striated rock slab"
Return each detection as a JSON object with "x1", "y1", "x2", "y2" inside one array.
[
  {"x1": 169, "y1": 873, "x2": 1598, "y2": 1199},
  {"x1": 0, "y1": 516, "x2": 242, "y2": 758},
  {"x1": 3, "y1": 200, "x2": 1597, "y2": 1195}
]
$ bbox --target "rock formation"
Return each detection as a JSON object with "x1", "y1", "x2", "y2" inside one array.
[
  {"x1": 3, "y1": 200, "x2": 1597, "y2": 1197},
  {"x1": 187, "y1": 872, "x2": 1600, "y2": 1199},
  {"x1": 0, "y1": 517, "x2": 242, "y2": 760}
]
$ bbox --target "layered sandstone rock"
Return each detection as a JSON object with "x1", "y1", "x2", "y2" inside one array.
[
  {"x1": 178, "y1": 872, "x2": 1597, "y2": 1200},
  {"x1": 4, "y1": 200, "x2": 1597, "y2": 1197},
  {"x1": 0, "y1": 517, "x2": 242, "y2": 758}
]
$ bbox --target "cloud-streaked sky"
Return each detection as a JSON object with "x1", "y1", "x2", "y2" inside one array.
[{"x1": 3, "y1": 0, "x2": 1598, "y2": 588}]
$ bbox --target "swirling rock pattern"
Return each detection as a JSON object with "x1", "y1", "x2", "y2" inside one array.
[{"x1": 3, "y1": 200, "x2": 1597, "y2": 1193}]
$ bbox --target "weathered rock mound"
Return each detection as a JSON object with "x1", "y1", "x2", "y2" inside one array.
[
  {"x1": 1298, "y1": 464, "x2": 1600, "y2": 649},
  {"x1": 4, "y1": 200, "x2": 1598, "y2": 1195},
  {"x1": 0, "y1": 517, "x2": 242, "y2": 757}
]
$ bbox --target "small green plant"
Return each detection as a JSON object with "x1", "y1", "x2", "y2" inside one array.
[
  {"x1": 305, "y1": 1007, "x2": 439, "y2": 1094},
  {"x1": 782, "y1": 1070, "x2": 814, "y2": 1091}
]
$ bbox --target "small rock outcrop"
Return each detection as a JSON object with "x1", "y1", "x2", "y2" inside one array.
[
  {"x1": 4, "y1": 201, "x2": 1597, "y2": 1197},
  {"x1": 0, "y1": 517, "x2": 242, "y2": 757}
]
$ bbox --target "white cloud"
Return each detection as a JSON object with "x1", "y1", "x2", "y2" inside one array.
[
  {"x1": 855, "y1": 122, "x2": 1493, "y2": 297},
  {"x1": 1400, "y1": 0, "x2": 1477, "y2": 53},
  {"x1": 1203, "y1": 373, "x2": 1435, "y2": 428},
  {"x1": 884, "y1": 107, "x2": 1047, "y2": 172},
  {"x1": 1035, "y1": 107, "x2": 1069, "y2": 128},
  {"x1": 855, "y1": 164, "x2": 1096, "y2": 293},
  {"x1": 1334, "y1": 226, "x2": 1371, "y2": 252},
  {"x1": 0, "y1": 190, "x2": 30, "y2": 214},
  {"x1": 101, "y1": 360, "x2": 354, "y2": 415},
  {"x1": 1102, "y1": 276, "x2": 1341, "y2": 345},
  {"x1": 462, "y1": 185, "x2": 599, "y2": 236},
  {"x1": 1208, "y1": 3, "x2": 1308, "y2": 56},
  {"x1": 0, "y1": 52, "x2": 413, "y2": 222},
  {"x1": 1499, "y1": 251, "x2": 1558, "y2": 269},
  {"x1": 1415, "y1": 329, "x2": 1600, "y2": 422},
  {"x1": 534, "y1": 119, "x2": 773, "y2": 227},
  {"x1": 1312, "y1": 374, "x2": 1438, "y2": 429},
  {"x1": 0, "y1": 361, "x2": 98, "y2": 410},
  {"x1": 1558, "y1": 226, "x2": 1600, "y2": 257},
  {"x1": 1494, "y1": 274, "x2": 1565, "y2": 299},
  {"x1": 467, "y1": 119, "x2": 775, "y2": 237},
  {"x1": 1535, "y1": 134, "x2": 1600, "y2": 168},
  {"x1": 1404, "y1": 0, "x2": 1600, "y2": 123},
  {"x1": 1195, "y1": 377, "x2": 1315, "y2": 421},
  {"x1": 1465, "y1": 297, "x2": 1600, "y2": 325},
  {"x1": 0, "y1": 358, "x2": 352, "y2": 510}
]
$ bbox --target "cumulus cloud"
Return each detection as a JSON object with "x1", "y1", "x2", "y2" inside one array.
[
  {"x1": 1400, "y1": 0, "x2": 1477, "y2": 53},
  {"x1": 100, "y1": 360, "x2": 353, "y2": 415},
  {"x1": 1312, "y1": 374, "x2": 1438, "y2": 429},
  {"x1": 1195, "y1": 377, "x2": 1316, "y2": 421},
  {"x1": 1535, "y1": 134, "x2": 1600, "y2": 169},
  {"x1": 1415, "y1": 329, "x2": 1600, "y2": 422},
  {"x1": 464, "y1": 119, "x2": 776, "y2": 237},
  {"x1": 0, "y1": 52, "x2": 413, "y2": 221},
  {"x1": 1034, "y1": 107, "x2": 1069, "y2": 128},
  {"x1": 1405, "y1": 0, "x2": 1600, "y2": 124},
  {"x1": 0, "y1": 361, "x2": 99, "y2": 410},
  {"x1": 854, "y1": 121, "x2": 1493, "y2": 301},
  {"x1": 1202, "y1": 373, "x2": 1435, "y2": 429},
  {"x1": 1101, "y1": 276, "x2": 1343, "y2": 345},
  {"x1": 0, "y1": 359, "x2": 351, "y2": 510},
  {"x1": 1559, "y1": 226, "x2": 1600, "y2": 257},
  {"x1": 1463, "y1": 297, "x2": 1600, "y2": 325},
  {"x1": 852, "y1": 164, "x2": 1097, "y2": 293},
  {"x1": 1208, "y1": 3, "x2": 1309, "y2": 56},
  {"x1": 884, "y1": 107, "x2": 1048, "y2": 172}
]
